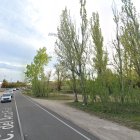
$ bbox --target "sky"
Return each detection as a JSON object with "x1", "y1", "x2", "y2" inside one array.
[{"x1": 0, "y1": 0, "x2": 139, "y2": 83}]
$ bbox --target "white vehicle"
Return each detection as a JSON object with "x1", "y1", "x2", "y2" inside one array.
[
  {"x1": 9, "y1": 89, "x2": 14, "y2": 97},
  {"x1": 1, "y1": 93, "x2": 11, "y2": 103},
  {"x1": 13, "y1": 88, "x2": 16, "y2": 91}
]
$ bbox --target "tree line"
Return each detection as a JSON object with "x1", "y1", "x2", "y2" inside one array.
[
  {"x1": 25, "y1": 0, "x2": 140, "y2": 114},
  {"x1": 1, "y1": 79, "x2": 26, "y2": 88}
]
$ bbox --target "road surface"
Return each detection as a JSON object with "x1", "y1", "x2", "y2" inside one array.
[{"x1": 0, "y1": 90, "x2": 99, "y2": 140}]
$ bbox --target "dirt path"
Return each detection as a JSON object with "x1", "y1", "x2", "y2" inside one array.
[{"x1": 30, "y1": 98, "x2": 140, "y2": 140}]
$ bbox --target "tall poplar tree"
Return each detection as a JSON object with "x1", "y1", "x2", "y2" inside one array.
[
  {"x1": 121, "y1": 0, "x2": 140, "y2": 79},
  {"x1": 112, "y1": 1, "x2": 124, "y2": 104},
  {"x1": 90, "y1": 12, "x2": 108, "y2": 76},
  {"x1": 55, "y1": 0, "x2": 88, "y2": 104}
]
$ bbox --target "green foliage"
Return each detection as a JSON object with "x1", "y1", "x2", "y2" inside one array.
[
  {"x1": 22, "y1": 89, "x2": 74, "y2": 100},
  {"x1": 75, "y1": 67, "x2": 140, "y2": 115},
  {"x1": 90, "y1": 12, "x2": 108, "y2": 76},
  {"x1": 9, "y1": 82, "x2": 26, "y2": 88},
  {"x1": 1, "y1": 79, "x2": 8, "y2": 88},
  {"x1": 24, "y1": 47, "x2": 52, "y2": 97},
  {"x1": 54, "y1": 63, "x2": 68, "y2": 91},
  {"x1": 22, "y1": 0, "x2": 140, "y2": 124},
  {"x1": 2, "y1": 80, "x2": 26, "y2": 88},
  {"x1": 121, "y1": 0, "x2": 140, "y2": 77},
  {"x1": 68, "y1": 101, "x2": 140, "y2": 131},
  {"x1": 34, "y1": 47, "x2": 52, "y2": 74},
  {"x1": 55, "y1": 2, "x2": 89, "y2": 103}
]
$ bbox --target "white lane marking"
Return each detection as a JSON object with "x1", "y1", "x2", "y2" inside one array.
[
  {"x1": 21, "y1": 93, "x2": 91, "y2": 140},
  {"x1": 1, "y1": 134, "x2": 14, "y2": 140},
  {"x1": 0, "y1": 121, "x2": 14, "y2": 129},
  {"x1": 0, "y1": 108, "x2": 14, "y2": 139},
  {"x1": 14, "y1": 93, "x2": 25, "y2": 140}
]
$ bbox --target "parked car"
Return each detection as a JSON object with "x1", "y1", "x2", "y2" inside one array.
[
  {"x1": 13, "y1": 88, "x2": 16, "y2": 91},
  {"x1": 22, "y1": 87, "x2": 25, "y2": 90},
  {"x1": 9, "y1": 89, "x2": 14, "y2": 97},
  {"x1": 16, "y1": 87, "x2": 19, "y2": 90},
  {"x1": 1, "y1": 93, "x2": 11, "y2": 103}
]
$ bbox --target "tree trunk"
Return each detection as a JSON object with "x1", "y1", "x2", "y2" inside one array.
[
  {"x1": 117, "y1": 23, "x2": 124, "y2": 105},
  {"x1": 79, "y1": 1, "x2": 87, "y2": 105},
  {"x1": 58, "y1": 85, "x2": 61, "y2": 91},
  {"x1": 79, "y1": 73, "x2": 87, "y2": 105},
  {"x1": 112, "y1": 2, "x2": 124, "y2": 105},
  {"x1": 72, "y1": 71, "x2": 78, "y2": 102}
]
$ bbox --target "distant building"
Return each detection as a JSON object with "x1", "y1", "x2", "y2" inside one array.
[{"x1": 0, "y1": 81, "x2": 3, "y2": 88}]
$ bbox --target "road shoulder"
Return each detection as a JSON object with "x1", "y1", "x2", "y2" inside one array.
[{"x1": 28, "y1": 97, "x2": 140, "y2": 140}]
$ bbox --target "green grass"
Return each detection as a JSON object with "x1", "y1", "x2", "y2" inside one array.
[
  {"x1": 22, "y1": 89, "x2": 74, "y2": 100},
  {"x1": 0, "y1": 90, "x2": 4, "y2": 92},
  {"x1": 67, "y1": 101, "x2": 140, "y2": 131},
  {"x1": 51, "y1": 90, "x2": 82, "y2": 96}
]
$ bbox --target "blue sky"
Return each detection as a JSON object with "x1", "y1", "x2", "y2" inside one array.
[{"x1": 0, "y1": 0, "x2": 139, "y2": 82}]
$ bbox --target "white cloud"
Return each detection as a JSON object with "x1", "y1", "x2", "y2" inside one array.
[{"x1": 0, "y1": 68, "x2": 25, "y2": 82}]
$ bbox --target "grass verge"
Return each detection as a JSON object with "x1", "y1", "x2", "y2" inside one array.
[
  {"x1": 22, "y1": 89, "x2": 74, "y2": 100},
  {"x1": 0, "y1": 90, "x2": 4, "y2": 92},
  {"x1": 67, "y1": 101, "x2": 140, "y2": 131}
]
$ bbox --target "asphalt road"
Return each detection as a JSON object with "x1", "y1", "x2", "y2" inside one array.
[
  {"x1": 0, "y1": 90, "x2": 100, "y2": 140},
  {"x1": 0, "y1": 91, "x2": 21, "y2": 140}
]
